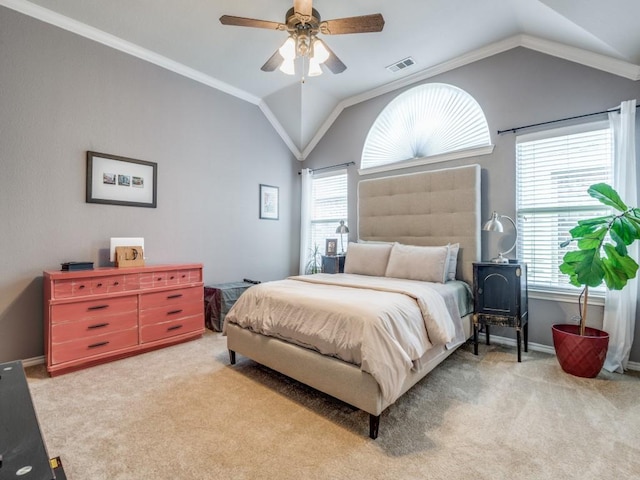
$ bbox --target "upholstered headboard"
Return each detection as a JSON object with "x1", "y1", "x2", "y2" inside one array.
[{"x1": 358, "y1": 164, "x2": 481, "y2": 286}]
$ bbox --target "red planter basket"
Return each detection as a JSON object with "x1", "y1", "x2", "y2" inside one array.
[{"x1": 552, "y1": 324, "x2": 609, "y2": 378}]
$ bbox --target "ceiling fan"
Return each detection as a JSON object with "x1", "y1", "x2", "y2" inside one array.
[{"x1": 220, "y1": 0, "x2": 384, "y2": 77}]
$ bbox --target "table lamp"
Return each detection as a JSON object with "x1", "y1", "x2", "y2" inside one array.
[
  {"x1": 336, "y1": 220, "x2": 349, "y2": 254},
  {"x1": 483, "y1": 211, "x2": 517, "y2": 263}
]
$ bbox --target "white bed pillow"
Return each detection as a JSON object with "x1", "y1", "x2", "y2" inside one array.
[
  {"x1": 344, "y1": 242, "x2": 393, "y2": 277},
  {"x1": 384, "y1": 243, "x2": 450, "y2": 283},
  {"x1": 447, "y1": 243, "x2": 460, "y2": 281}
]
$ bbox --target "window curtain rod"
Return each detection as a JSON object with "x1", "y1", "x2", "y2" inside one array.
[
  {"x1": 497, "y1": 104, "x2": 640, "y2": 135},
  {"x1": 298, "y1": 161, "x2": 355, "y2": 175}
]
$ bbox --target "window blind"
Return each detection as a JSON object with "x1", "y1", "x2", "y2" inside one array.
[
  {"x1": 515, "y1": 122, "x2": 613, "y2": 292},
  {"x1": 309, "y1": 170, "x2": 348, "y2": 255}
]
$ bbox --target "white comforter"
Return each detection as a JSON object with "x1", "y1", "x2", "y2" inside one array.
[{"x1": 224, "y1": 273, "x2": 465, "y2": 404}]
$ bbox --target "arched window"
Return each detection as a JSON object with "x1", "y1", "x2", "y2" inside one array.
[{"x1": 361, "y1": 83, "x2": 492, "y2": 172}]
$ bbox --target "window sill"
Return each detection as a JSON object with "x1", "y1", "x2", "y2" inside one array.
[{"x1": 528, "y1": 287, "x2": 605, "y2": 306}]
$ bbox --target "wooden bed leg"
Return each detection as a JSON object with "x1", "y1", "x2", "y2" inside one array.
[
  {"x1": 369, "y1": 414, "x2": 380, "y2": 439},
  {"x1": 228, "y1": 350, "x2": 236, "y2": 365}
]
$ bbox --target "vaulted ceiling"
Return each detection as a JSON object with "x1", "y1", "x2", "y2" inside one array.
[{"x1": 3, "y1": 0, "x2": 640, "y2": 160}]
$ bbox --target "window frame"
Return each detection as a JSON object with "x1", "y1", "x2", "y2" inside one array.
[
  {"x1": 515, "y1": 120, "x2": 613, "y2": 300},
  {"x1": 308, "y1": 169, "x2": 348, "y2": 258}
]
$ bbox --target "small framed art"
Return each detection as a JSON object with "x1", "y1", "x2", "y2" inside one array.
[
  {"x1": 86, "y1": 151, "x2": 157, "y2": 208},
  {"x1": 325, "y1": 238, "x2": 338, "y2": 256},
  {"x1": 259, "y1": 184, "x2": 279, "y2": 220}
]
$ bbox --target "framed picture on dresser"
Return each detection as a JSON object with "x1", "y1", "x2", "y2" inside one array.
[{"x1": 86, "y1": 151, "x2": 157, "y2": 208}]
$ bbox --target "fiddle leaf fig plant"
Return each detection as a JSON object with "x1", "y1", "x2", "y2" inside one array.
[{"x1": 559, "y1": 183, "x2": 640, "y2": 334}]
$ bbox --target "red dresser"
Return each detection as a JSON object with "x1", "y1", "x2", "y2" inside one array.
[{"x1": 43, "y1": 264, "x2": 204, "y2": 376}]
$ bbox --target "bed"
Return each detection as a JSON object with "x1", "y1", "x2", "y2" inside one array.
[{"x1": 224, "y1": 164, "x2": 481, "y2": 438}]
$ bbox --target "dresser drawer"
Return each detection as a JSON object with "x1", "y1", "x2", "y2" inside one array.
[
  {"x1": 178, "y1": 268, "x2": 202, "y2": 284},
  {"x1": 139, "y1": 286, "x2": 202, "y2": 309},
  {"x1": 51, "y1": 312, "x2": 138, "y2": 344},
  {"x1": 140, "y1": 314, "x2": 203, "y2": 343},
  {"x1": 51, "y1": 296, "x2": 138, "y2": 324},
  {"x1": 51, "y1": 328, "x2": 138, "y2": 365},
  {"x1": 139, "y1": 300, "x2": 203, "y2": 326}
]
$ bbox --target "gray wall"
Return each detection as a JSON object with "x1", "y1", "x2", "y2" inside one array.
[
  {"x1": 304, "y1": 47, "x2": 640, "y2": 362},
  {"x1": 0, "y1": 7, "x2": 301, "y2": 362}
]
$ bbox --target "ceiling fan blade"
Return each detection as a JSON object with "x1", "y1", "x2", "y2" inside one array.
[
  {"x1": 261, "y1": 50, "x2": 284, "y2": 72},
  {"x1": 320, "y1": 14, "x2": 385, "y2": 35},
  {"x1": 317, "y1": 40, "x2": 346, "y2": 74},
  {"x1": 219, "y1": 15, "x2": 283, "y2": 30},
  {"x1": 294, "y1": 0, "x2": 313, "y2": 17}
]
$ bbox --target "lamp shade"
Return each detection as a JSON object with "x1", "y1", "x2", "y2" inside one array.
[{"x1": 336, "y1": 220, "x2": 349, "y2": 234}]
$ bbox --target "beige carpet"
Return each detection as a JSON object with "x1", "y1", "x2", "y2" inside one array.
[{"x1": 26, "y1": 331, "x2": 640, "y2": 480}]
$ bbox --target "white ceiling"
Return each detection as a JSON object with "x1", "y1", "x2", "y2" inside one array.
[{"x1": 4, "y1": 0, "x2": 640, "y2": 159}]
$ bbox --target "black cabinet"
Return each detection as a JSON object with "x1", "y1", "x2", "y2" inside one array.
[
  {"x1": 322, "y1": 255, "x2": 345, "y2": 274},
  {"x1": 473, "y1": 262, "x2": 528, "y2": 362}
]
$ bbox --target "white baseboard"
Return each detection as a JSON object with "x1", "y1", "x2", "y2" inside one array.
[
  {"x1": 21, "y1": 356, "x2": 45, "y2": 368},
  {"x1": 477, "y1": 334, "x2": 640, "y2": 372}
]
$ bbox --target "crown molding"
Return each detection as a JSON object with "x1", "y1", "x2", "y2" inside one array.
[
  {"x1": 4, "y1": 0, "x2": 639, "y2": 162},
  {"x1": 300, "y1": 34, "x2": 640, "y2": 160},
  {"x1": 258, "y1": 101, "x2": 303, "y2": 160},
  {"x1": 0, "y1": 0, "x2": 260, "y2": 105}
]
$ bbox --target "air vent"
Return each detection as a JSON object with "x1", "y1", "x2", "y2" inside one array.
[{"x1": 386, "y1": 57, "x2": 415, "y2": 73}]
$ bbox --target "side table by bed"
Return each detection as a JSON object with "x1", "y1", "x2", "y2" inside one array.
[
  {"x1": 321, "y1": 255, "x2": 345, "y2": 274},
  {"x1": 204, "y1": 281, "x2": 256, "y2": 331},
  {"x1": 472, "y1": 262, "x2": 528, "y2": 362}
]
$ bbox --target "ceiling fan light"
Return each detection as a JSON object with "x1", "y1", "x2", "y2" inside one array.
[
  {"x1": 308, "y1": 58, "x2": 323, "y2": 77},
  {"x1": 312, "y1": 38, "x2": 330, "y2": 64},
  {"x1": 278, "y1": 36, "x2": 296, "y2": 61},
  {"x1": 279, "y1": 59, "x2": 296, "y2": 75}
]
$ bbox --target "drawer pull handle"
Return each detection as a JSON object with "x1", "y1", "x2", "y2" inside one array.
[
  {"x1": 157, "y1": 277, "x2": 163, "y2": 281},
  {"x1": 170, "y1": 276, "x2": 175, "y2": 280},
  {"x1": 78, "y1": 285, "x2": 86, "y2": 289},
  {"x1": 167, "y1": 309, "x2": 183, "y2": 315},
  {"x1": 88, "y1": 304, "x2": 109, "y2": 311},
  {"x1": 88, "y1": 322, "x2": 109, "y2": 330},
  {"x1": 113, "y1": 281, "x2": 120, "y2": 286},
  {"x1": 88, "y1": 341, "x2": 109, "y2": 349},
  {"x1": 96, "y1": 283, "x2": 103, "y2": 288},
  {"x1": 167, "y1": 294, "x2": 183, "y2": 299},
  {"x1": 167, "y1": 325, "x2": 183, "y2": 332}
]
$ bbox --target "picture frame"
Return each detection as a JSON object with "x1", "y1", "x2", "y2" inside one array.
[
  {"x1": 259, "y1": 184, "x2": 279, "y2": 220},
  {"x1": 325, "y1": 238, "x2": 338, "y2": 256},
  {"x1": 86, "y1": 151, "x2": 157, "y2": 208}
]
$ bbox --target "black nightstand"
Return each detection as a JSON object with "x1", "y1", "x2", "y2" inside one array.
[
  {"x1": 473, "y1": 262, "x2": 528, "y2": 362},
  {"x1": 322, "y1": 255, "x2": 345, "y2": 274}
]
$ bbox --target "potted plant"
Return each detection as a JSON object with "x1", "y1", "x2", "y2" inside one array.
[
  {"x1": 555, "y1": 183, "x2": 640, "y2": 377},
  {"x1": 305, "y1": 244, "x2": 322, "y2": 274}
]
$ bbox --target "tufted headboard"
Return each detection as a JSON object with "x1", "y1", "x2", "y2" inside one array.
[{"x1": 358, "y1": 164, "x2": 481, "y2": 286}]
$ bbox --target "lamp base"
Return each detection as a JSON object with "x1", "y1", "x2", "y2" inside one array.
[{"x1": 490, "y1": 254, "x2": 509, "y2": 264}]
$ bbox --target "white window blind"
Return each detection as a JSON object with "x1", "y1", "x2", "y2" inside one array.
[
  {"x1": 361, "y1": 83, "x2": 491, "y2": 170},
  {"x1": 309, "y1": 170, "x2": 348, "y2": 255},
  {"x1": 515, "y1": 122, "x2": 613, "y2": 292}
]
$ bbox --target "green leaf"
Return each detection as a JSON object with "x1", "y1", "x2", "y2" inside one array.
[
  {"x1": 612, "y1": 217, "x2": 638, "y2": 245},
  {"x1": 588, "y1": 183, "x2": 628, "y2": 211},
  {"x1": 602, "y1": 244, "x2": 639, "y2": 289},
  {"x1": 576, "y1": 227, "x2": 607, "y2": 250},
  {"x1": 576, "y1": 215, "x2": 613, "y2": 228}
]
